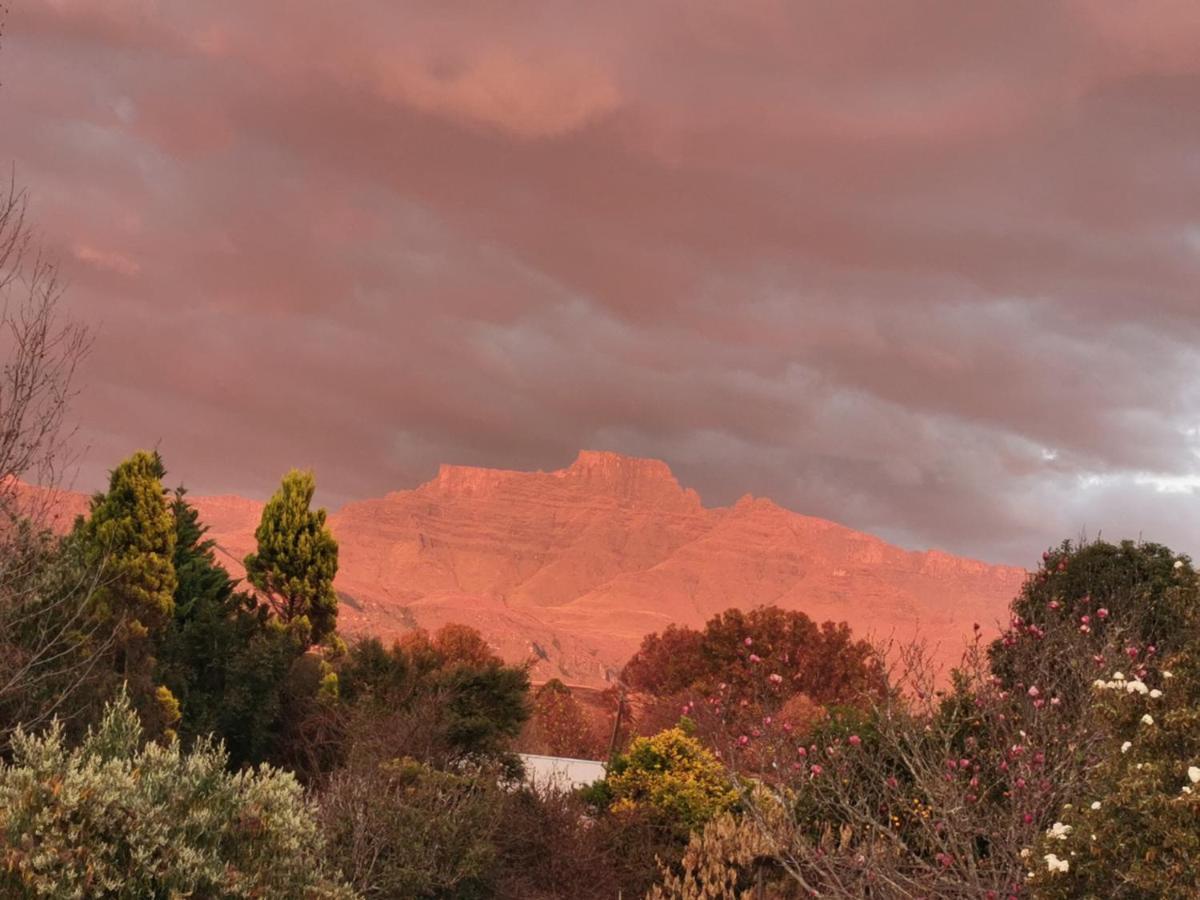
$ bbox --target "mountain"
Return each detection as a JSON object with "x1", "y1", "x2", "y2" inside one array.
[{"x1": 19, "y1": 451, "x2": 1027, "y2": 685}]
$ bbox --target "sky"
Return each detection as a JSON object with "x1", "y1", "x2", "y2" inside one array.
[{"x1": 2, "y1": 1, "x2": 1200, "y2": 565}]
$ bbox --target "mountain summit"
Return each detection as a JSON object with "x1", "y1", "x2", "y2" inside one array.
[{"x1": 24, "y1": 452, "x2": 1027, "y2": 684}]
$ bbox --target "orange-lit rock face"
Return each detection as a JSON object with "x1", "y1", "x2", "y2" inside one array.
[{"x1": 22, "y1": 451, "x2": 1026, "y2": 686}]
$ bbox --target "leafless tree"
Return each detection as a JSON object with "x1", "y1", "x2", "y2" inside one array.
[{"x1": 0, "y1": 175, "x2": 109, "y2": 748}]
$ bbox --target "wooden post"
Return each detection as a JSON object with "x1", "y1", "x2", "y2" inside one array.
[{"x1": 606, "y1": 685, "x2": 626, "y2": 766}]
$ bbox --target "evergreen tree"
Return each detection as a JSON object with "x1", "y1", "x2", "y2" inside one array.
[
  {"x1": 76, "y1": 451, "x2": 178, "y2": 726},
  {"x1": 157, "y1": 487, "x2": 302, "y2": 763},
  {"x1": 244, "y1": 469, "x2": 339, "y2": 646},
  {"x1": 82, "y1": 450, "x2": 177, "y2": 633}
]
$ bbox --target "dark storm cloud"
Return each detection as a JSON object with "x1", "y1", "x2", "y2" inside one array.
[{"x1": 4, "y1": 0, "x2": 1200, "y2": 564}]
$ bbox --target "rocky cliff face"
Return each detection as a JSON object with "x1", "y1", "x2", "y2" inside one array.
[{"x1": 21, "y1": 452, "x2": 1028, "y2": 685}]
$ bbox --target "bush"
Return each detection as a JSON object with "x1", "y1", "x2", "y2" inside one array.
[
  {"x1": 1030, "y1": 651, "x2": 1200, "y2": 898},
  {"x1": 0, "y1": 692, "x2": 352, "y2": 899},
  {"x1": 319, "y1": 757, "x2": 505, "y2": 899},
  {"x1": 601, "y1": 726, "x2": 737, "y2": 832}
]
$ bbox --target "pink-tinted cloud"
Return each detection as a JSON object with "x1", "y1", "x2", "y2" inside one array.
[{"x1": 3, "y1": 1, "x2": 1200, "y2": 565}]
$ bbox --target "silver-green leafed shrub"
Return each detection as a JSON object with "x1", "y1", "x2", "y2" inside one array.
[{"x1": 0, "y1": 691, "x2": 356, "y2": 899}]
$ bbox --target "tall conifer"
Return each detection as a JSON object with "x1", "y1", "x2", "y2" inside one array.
[{"x1": 244, "y1": 469, "x2": 339, "y2": 645}]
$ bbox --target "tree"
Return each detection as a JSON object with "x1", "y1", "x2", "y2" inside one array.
[
  {"x1": 520, "y1": 679, "x2": 603, "y2": 759},
  {"x1": 622, "y1": 607, "x2": 886, "y2": 745},
  {"x1": 156, "y1": 487, "x2": 303, "y2": 764},
  {"x1": 989, "y1": 539, "x2": 1200, "y2": 710},
  {"x1": 81, "y1": 450, "x2": 177, "y2": 632},
  {"x1": 72, "y1": 450, "x2": 178, "y2": 730},
  {"x1": 0, "y1": 178, "x2": 101, "y2": 748},
  {"x1": 600, "y1": 725, "x2": 737, "y2": 832},
  {"x1": 0, "y1": 692, "x2": 354, "y2": 899},
  {"x1": 245, "y1": 469, "x2": 339, "y2": 645}
]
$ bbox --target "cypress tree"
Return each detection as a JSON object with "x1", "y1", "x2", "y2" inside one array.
[
  {"x1": 84, "y1": 450, "x2": 177, "y2": 631},
  {"x1": 244, "y1": 469, "x2": 339, "y2": 646},
  {"x1": 78, "y1": 450, "x2": 178, "y2": 728}
]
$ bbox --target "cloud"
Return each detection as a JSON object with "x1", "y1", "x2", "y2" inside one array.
[{"x1": 3, "y1": 0, "x2": 1200, "y2": 565}]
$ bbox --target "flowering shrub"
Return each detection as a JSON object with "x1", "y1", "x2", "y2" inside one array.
[
  {"x1": 1030, "y1": 652, "x2": 1200, "y2": 898},
  {"x1": 989, "y1": 540, "x2": 1198, "y2": 718},
  {"x1": 0, "y1": 692, "x2": 352, "y2": 899}
]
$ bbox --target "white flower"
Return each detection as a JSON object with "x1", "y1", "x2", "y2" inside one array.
[
  {"x1": 1184, "y1": 786, "x2": 1194, "y2": 795},
  {"x1": 1044, "y1": 853, "x2": 1070, "y2": 874},
  {"x1": 1047, "y1": 822, "x2": 1072, "y2": 840},
  {"x1": 1189, "y1": 766, "x2": 1200, "y2": 784},
  {"x1": 1020, "y1": 848, "x2": 1031, "y2": 859},
  {"x1": 1150, "y1": 689, "x2": 1163, "y2": 699},
  {"x1": 1126, "y1": 680, "x2": 1149, "y2": 695},
  {"x1": 1141, "y1": 714, "x2": 1155, "y2": 726},
  {"x1": 1090, "y1": 801, "x2": 1101, "y2": 810},
  {"x1": 1164, "y1": 670, "x2": 1175, "y2": 679},
  {"x1": 1175, "y1": 560, "x2": 1184, "y2": 570},
  {"x1": 1113, "y1": 672, "x2": 1127, "y2": 682},
  {"x1": 1121, "y1": 741, "x2": 1132, "y2": 753},
  {"x1": 1093, "y1": 679, "x2": 1108, "y2": 690}
]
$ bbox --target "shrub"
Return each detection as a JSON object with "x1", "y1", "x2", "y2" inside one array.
[
  {"x1": 1030, "y1": 651, "x2": 1200, "y2": 898},
  {"x1": 602, "y1": 726, "x2": 737, "y2": 832},
  {"x1": 319, "y1": 757, "x2": 504, "y2": 899},
  {"x1": 0, "y1": 692, "x2": 352, "y2": 899}
]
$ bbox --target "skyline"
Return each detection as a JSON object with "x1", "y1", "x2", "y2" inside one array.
[{"x1": 4, "y1": 1, "x2": 1200, "y2": 565}]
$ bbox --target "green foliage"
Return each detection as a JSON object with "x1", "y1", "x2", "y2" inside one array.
[
  {"x1": 72, "y1": 451, "x2": 179, "y2": 728},
  {"x1": 245, "y1": 470, "x2": 339, "y2": 646},
  {"x1": 1031, "y1": 652, "x2": 1200, "y2": 898},
  {"x1": 157, "y1": 488, "x2": 304, "y2": 766},
  {"x1": 81, "y1": 450, "x2": 177, "y2": 634},
  {"x1": 0, "y1": 692, "x2": 354, "y2": 899},
  {"x1": 990, "y1": 540, "x2": 1200, "y2": 697},
  {"x1": 604, "y1": 726, "x2": 737, "y2": 832}
]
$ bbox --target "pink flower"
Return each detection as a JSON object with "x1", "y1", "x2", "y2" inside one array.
[
  {"x1": 849, "y1": 735, "x2": 862, "y2": 747},
  {"x1": 749, "y1": 653, "x2": 762, "y2": 664},
  {"x1": 744, "y1": 637, "x2": 753, "y2": 647},
  {"x1": 810, "y1": 764, "x2": 823, "y2": 776},
  {"x1": 768, "y1": 673, "x2": 783, "y2": 684},
  {"x1": 1080, "y1": 615, "x2": 1090, "y2": 625},
  {"x1": 797, "y1": 746, "x2": 807, "y2": 757},
  {"x1": 738, "y1": 735, "x2": 749, "y2": 747},
  {"x1": 1096, "y1": 608, "x2": 1109, "y2": 619},
  {"x1": 1080, "y1": 624, "x2": 1091, "y2": 634},
  {"x1": 1048, "y1": 600, "x2": 1060, "y2": 610},
  {"x1": 1027, "y1": 685, "x2": 1040, "y2": 698}
]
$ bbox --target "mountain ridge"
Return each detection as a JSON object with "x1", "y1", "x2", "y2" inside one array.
[{"x1": 18, "y1": 451, "x2": 1027, "y2": 685}]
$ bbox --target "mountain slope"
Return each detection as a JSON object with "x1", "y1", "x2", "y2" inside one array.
[{"x1": 21, "y1": 451, "x2": 1027, "y2": 685}]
